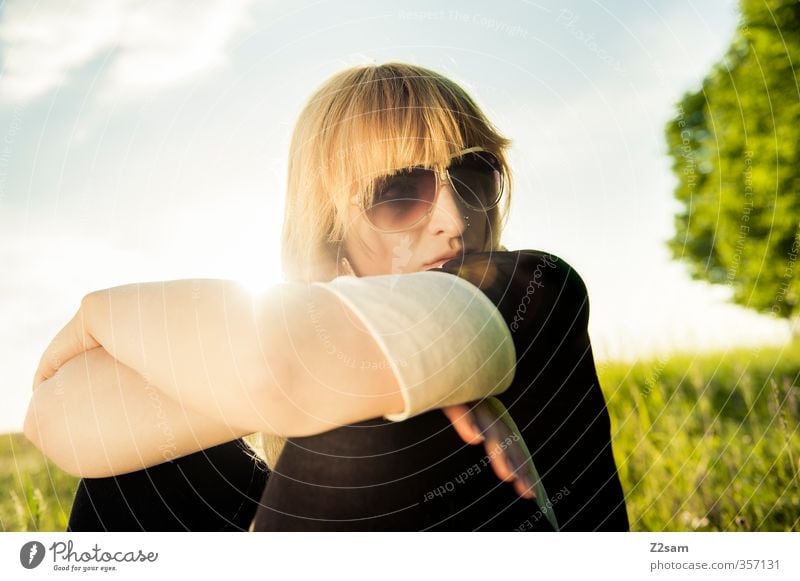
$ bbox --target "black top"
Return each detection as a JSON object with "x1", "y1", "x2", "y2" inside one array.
[{"x1": 253, "y1": 250, "x2": 630, "y2": 531}]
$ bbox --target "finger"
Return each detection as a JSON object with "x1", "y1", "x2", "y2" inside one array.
[
  {"x1": 513, "y1": 477, "x2": 537, "y2": 499},
  {"x1": 32, "y1": 306, "x2": 97, "y2": 391},
  {"x1": 503, "y1": 437, "x2": 529, "y2": 477},
  {"x1": 33, "y1": 356, "x2": 56, "y2": 390},
  {"x1": 504, "y1": 448, "x2": 537, "y2": 499},
  {"x1": 495, "y1": 431, "x2": 538, "y2": 499},
  {"x1": 36, "y1": 327, "x2": 71, "y2": 382},
  {"x1": 485, "y1": 438, "x2": 516, "y2": 483},
  {"x1": 471, "y1": 400, "x2": 503, "y2": 435},
  {"x1": 440, "y1": 404, "x2": 467, "y2": 424},
  {"x1": 472, "y1": 406, "x2": 515, "y2": 481},
  {"x1": 489, "y1": 444, "x2": 537, "y2": 499},
  {"x1": 441, "y1": 406, "x2": 484, "y2": 444},
  {"x1": 472, "y1": 402, "x2": 539, "y2": 498},
  {"x1": 32, "y1": 363, "x2": 57, "y2": 391},
  {"x1": 472, "y1": 404, "x2": 511, "y2": 449},
  {"x1": 508, "y1": 450, "x2": 538, "y2": 497},
  {"x1": 32, "y1": 339, "x2": 65, "y2": 389}
]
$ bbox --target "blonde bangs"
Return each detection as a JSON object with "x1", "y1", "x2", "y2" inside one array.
[{"x1": 282, "y1": 62, "x2": 513, "y2": 283}]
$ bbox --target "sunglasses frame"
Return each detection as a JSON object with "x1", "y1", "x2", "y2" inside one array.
[{"x1": 349, "y1": 146, "x2": 505, "y2": 234}]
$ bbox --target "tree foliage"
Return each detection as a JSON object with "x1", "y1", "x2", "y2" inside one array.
[{"x1": 666, "y1": 0, "x2": 800, "y2": 329}]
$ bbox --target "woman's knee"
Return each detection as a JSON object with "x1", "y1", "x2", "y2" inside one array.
[
  {"x1": 68, "y1": 439, "x2": 269, "y2": 531},
  {"x1": 253, "y1": 412, "x2": 490, "y2": 530},
  {"x1": 276, "y1": 411, "x2": 464, "y2": 481}
]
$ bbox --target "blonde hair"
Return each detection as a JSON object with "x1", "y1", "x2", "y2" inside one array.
[{"x1": 280, "y1": 62, "x2": 513, "y2": 283}]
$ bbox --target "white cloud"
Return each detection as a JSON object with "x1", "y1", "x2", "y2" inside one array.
[
  {"x1": 0, "y1": 1, "x2": 122, "y2": 102},
  {"x1": 0, "y1": 0, "x2": 254, "y2": 104}
]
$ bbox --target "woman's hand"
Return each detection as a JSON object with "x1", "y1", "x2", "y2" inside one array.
[
  {"x1": 32, "y1": 295, "x2": 99, "y2": 390},
  {"x1": 442, "y1": 398, "x2": 538, "y2": 500}
]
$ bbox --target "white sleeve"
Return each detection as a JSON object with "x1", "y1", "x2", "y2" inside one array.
[{"x1": 311, "y1": 270, "x2": 516, "y2": 421}]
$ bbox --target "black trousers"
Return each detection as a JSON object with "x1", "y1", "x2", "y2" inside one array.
[
  {"x1": 66, "y1": 439, "x2": 269, "y2": 532},
  {"x1": 252, "y1": 410, "x2": 567, "y2": 531},
  {"x1": 67, "y1": 407, "x2": 625, "y2": 531},
  {"x1": 67, "y1": 415, "x2": 560, "y2": 532}
]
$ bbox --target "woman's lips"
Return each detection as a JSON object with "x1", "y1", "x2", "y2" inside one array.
[{"x1": 424, "y1": 256, "x2": 458, "y2": 270}]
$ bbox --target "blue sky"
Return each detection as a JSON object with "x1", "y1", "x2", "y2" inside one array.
[{"x1": 0, "y1": 0, "x2": 793, "y2": 432}]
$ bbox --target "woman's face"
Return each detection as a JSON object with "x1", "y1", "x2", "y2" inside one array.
[{"x1": 341, "y1": 179, "x2": 490, "y2": 276}]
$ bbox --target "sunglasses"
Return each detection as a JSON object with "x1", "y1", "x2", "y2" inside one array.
[{"x1": 351, "y1": 146, "x2": 505, "y2": 233}]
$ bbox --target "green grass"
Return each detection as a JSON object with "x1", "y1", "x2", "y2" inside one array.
[
  {"x1": 0, "y1": 432, "x2": 78, "y2": 531},
  {"x1": 3, "y1": 339, "x2": 799, "y2": 531},
  {"x1": 598, "y1": 339, "x2": 800, "y2": 531}
]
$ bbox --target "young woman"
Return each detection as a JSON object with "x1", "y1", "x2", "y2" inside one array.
[{"x1": 25, "y1": 62, "x2": 629, "y2": 531}]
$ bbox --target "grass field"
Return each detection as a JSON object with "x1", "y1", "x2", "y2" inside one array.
[
  {"x1": 2, "y1": 339, "x2": 798, "y2": 531},
  {"x1": 598, "y1": 339, "x2": 800, "y2": 531},
  {"x1": 0, "y1": 432, "x2": 78, "y2": 531}
]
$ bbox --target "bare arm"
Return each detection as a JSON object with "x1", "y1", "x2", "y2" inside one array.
[
  {"x1": 34, "y1": 279, "x2": 406, "y2": 436},
  {"x1": 25, "y1": 346, "x2": 254, "y2": 477}
]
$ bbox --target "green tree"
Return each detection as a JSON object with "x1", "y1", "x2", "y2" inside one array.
[{"x1": 666, "y1": 0, "x2": 800, "y2": 336}]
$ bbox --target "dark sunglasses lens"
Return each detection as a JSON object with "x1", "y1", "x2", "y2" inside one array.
[
  {"x1": 448, "y1": 151, "x2": 503, "y2": 210},
  {"x1": 366, "y1": 168, "x2": 436, "y2": 231}
]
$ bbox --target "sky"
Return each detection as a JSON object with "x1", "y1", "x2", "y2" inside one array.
[{"x1": 0, "y1": 0, "x2": 794, "y2": 433}]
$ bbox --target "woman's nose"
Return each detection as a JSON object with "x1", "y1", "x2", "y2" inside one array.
[{"x1": 427, "y1": 181, "x2": 468, "y2": 235}]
